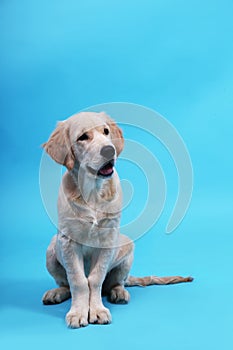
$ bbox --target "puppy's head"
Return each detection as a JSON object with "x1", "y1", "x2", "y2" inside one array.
[{"x1": 43, "y1": 112, "x2": 124, "y2": 178}]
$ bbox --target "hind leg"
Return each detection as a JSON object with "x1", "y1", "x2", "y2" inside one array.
[
  {"x1": 107, "y1": 264, "x2": 132, "y2": 304},
  {"x1": 42, "y1": 235, "x2": 71, "y2": 305},
  {"x1": 103, "y1": 234, "x2": 134, "y2": 304}
]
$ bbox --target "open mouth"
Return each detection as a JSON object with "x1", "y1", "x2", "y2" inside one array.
[{"x1": 97, "y1": 160, "x2": 114, "y2": 177}]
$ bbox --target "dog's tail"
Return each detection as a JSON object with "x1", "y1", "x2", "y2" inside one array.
[{"x1": 125, "y1": 275, "x2": 193, "y2": 287}]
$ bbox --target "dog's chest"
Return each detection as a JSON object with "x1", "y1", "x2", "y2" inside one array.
[
  {"x1": 60, "y1": 202, "x2": 120, "y2": 248},
  {"x1": 69, "y1": 188, "x2": 121, "y2": 227},
  {"x1": 58, "y1": 174, "x2": 122, "y2": 247}
]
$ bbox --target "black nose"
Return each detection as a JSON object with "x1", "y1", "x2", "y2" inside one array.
[{"x1": 100, "y1": 145, "x2": 115, "y2": 159}]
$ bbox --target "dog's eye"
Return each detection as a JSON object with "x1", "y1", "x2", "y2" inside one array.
[
  {"x1": 77, "y1": 133, "x2": 88, "y2": 141},
  {"x1": 104, "y1": 128, "x2": 109, "y2": 135}
]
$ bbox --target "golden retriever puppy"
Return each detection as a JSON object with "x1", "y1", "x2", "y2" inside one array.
[{"x1": 42, "y1": 112, "x2": 192, "y2": 328}]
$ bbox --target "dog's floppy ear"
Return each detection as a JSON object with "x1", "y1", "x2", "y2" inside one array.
[
  {"x1": 100, "y1": 113, "x2": 124, "y2": 156},
  {"x1": 42, "y1": 121, "x2": 75, "y2": 170}
]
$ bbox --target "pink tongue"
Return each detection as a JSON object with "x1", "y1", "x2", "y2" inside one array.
[{"x1": 99, "y1": 164, "x2": 113, "y2": 175}]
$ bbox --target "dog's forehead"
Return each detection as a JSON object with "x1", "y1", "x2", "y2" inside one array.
[{"x1": 67, "y1": 112, "x2": 108, "y2": 139}]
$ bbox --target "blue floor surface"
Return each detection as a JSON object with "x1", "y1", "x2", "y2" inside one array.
[{"x1": 1, "y1": 1, "x2": 233, "y2": 349}]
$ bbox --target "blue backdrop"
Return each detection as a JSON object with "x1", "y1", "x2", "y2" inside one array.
[{"x1": 1, "y1": 1, "x2": 233, "y2": 349}]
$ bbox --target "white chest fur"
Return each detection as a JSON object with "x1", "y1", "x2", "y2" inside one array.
[{"x1": 57, "y1": 172, "x2": 122, "y2": 248}]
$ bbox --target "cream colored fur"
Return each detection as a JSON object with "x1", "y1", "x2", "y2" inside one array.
[{"x1": 42, "y1": 112, "x2": 192, "y2": 328}]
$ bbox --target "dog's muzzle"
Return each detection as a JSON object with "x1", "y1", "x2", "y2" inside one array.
[{"x1": 98, "y1": 146, "x2": 115, "y2": 177}]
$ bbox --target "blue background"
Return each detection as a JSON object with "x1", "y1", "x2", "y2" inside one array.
[{"x1": 1, "y1": 0, "x2": 233, "y2": 349}]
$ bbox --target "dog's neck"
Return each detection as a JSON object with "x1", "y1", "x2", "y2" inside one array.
[{"x1": 69, "y1": 165, "x2": 116, "y2": 207}]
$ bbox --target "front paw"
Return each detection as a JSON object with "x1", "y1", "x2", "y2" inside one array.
[
  {"x1": 66, "y1": 309, "x2": 89, "y2": 328},
  {"x1": 89, "y1": 306, "x2": 112, "y2": 324}
]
